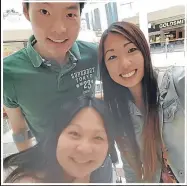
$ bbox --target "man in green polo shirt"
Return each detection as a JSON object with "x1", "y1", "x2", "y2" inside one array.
[{"x1": 3, "y1": 2, "x2": 113, "y2": 183}]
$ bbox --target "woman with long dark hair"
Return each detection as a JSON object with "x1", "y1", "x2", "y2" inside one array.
[
  {"x1": 99, "y1": 21, "x2": 185, "y2": 183},
  {"x1": 4, "y1": 96, "x2": 118, "y2": 183}
]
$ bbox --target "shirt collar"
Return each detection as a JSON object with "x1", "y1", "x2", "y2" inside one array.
[
  {"x1": 129, "y1": 101, "x2": 142, "y2": 116},
  {"x1": 26, "y1": 35, "x2": 81, "y2": 68}
]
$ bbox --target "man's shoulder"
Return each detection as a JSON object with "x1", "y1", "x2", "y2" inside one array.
[
  {"x1": 4, "y1": 48, "x2": 28, "y2": 63},
  {"x1": 76, "y1": 40, "x2": 98, "y2": 53},
  {"x1": 4, "y1": 48, "x2": 30, "y2": 72}
]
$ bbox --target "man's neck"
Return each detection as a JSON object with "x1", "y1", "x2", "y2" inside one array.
[{"x1": 34, "y1": 42, "x2": 68, "y2": 64}]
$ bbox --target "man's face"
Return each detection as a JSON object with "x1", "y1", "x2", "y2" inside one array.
[{"x1": 23, "y1": 3, "x2": 81, "y2": 57}]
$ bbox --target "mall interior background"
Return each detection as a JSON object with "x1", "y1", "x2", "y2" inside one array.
[
  {"x1": 2, "y1": 0, "x2": 187, "y2": 181},
  {"x1": 3, "y1": 0, "x2": 186, "y2": 60}
]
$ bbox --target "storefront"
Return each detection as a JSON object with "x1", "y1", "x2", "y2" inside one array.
[
  {"x1": 148, "y1": 17, "x2": 185, "y2": 45},
  {"x1": 3, "y1": 28, "x2": 32, "y2": 57}
]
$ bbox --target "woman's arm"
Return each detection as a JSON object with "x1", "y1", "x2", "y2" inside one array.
[{"x1": 172, "y1": 66, "x2": 185, "y2": 108}]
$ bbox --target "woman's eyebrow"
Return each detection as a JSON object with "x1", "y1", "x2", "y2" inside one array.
[
  {"x1": 123, "y1": 41, "x2": 132, "y2": 48},
  {"x1": 105, "y1": 49, "x2": 114, "y2": 57},
  {"x1": 105, "y1": 41, "x2": 132, "y2": 57}
]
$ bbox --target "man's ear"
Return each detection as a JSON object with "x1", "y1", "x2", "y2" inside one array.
[{"x1": 23, "y1": 3, "x2": 30, "y2": 22}]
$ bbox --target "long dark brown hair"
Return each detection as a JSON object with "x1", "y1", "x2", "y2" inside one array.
[{"x1": 99, "y1": 21, "x2": 162, "y2": 182}]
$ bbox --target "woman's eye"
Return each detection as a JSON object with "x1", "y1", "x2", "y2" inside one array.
[
  {"x1": 40, "y1": 9, "x2": 50, "y2": 15},
  {"x1": 68, "y1": 131, "x2": 80, "y2": 138},
  {"x1": 67, "y1": 13, "x2": 77, "y2": 18},
  {"x1": 128, "y1": 48, "x2": 137, "y2": 53},
  {"x1": 108, "y1": 56, "x2": 117, "y2": 61},
  {"x1": 94, "y1": 136, "x2": 104, "y2": 141}
]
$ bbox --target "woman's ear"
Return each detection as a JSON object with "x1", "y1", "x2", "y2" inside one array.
[{"x1": 22, "y1": 3, "x2": 30, "y2": 22}]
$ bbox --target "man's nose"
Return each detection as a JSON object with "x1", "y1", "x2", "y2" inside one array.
[{"x1": 51, "y1": 18, "x2": 67, "y2": 34}]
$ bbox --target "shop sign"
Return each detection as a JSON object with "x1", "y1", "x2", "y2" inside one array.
[{"x1": 159, "y1": 19, "x2": 185, "y2": 29}]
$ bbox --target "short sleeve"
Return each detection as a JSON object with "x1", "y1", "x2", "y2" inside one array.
[{"x1": 3, "y1": 72, "x2": 19, "y2": 108}]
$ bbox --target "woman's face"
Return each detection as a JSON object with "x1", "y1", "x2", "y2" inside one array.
[
  {"x1": 104, "y1": 32, "x2": 144, "y2": 88},
  {"x1": 56, "y1": 107, "x2": 109, "y2": 179}
]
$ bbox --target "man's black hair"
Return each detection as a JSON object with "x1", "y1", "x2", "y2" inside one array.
[{"x1": 25, "y1": 2, "x2": 85, "y2": 14}]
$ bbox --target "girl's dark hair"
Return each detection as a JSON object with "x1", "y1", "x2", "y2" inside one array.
[
  {"x1": 99, "y1": 21, "x2": 161, "y2": 181},
  {"x1": 4, "y1": 96, "x2": 118, "y2": 183},
  {"x1": 25, "y1": 2, "x2": 85, "y2": 14}
]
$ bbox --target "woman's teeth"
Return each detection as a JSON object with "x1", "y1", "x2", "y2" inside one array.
[{"x1": 121, "y1": 70, "x2": 136, "y2": 78}]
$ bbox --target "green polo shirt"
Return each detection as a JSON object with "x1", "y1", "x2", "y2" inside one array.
[{"x1": 3, "y1": 35, "x2": 98, "y2": 140}]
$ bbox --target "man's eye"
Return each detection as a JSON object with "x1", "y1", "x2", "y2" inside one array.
[
  {"x1": 108, "y1": 56, "x2": 117, "y2": 61},
  {"x1": 128, "y1": 48, "x2": 137, "y2": 53},
  {"x1": 67, "y1": 13, "x2": 77, "y2": 18},
  {"x1": 40, "y1": 9, "x2": 50, "y2": 15}
]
